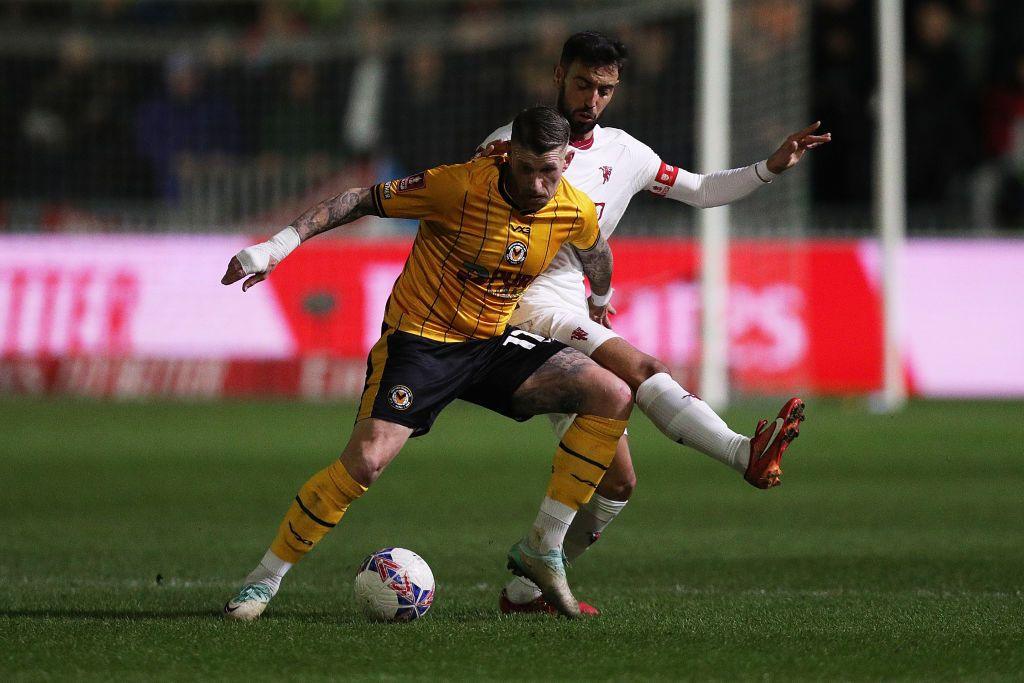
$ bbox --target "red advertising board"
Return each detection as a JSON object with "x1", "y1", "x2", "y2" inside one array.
[
  {"x1": 1, "y1": 235, "x2": 1021, "y2": 398},
  {"x1": 261, "y1": 238, "x2": 883, "y2": 395}
]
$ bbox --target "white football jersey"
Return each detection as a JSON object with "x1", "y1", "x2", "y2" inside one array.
[{"x1": 477, "y1": 123, "x2": 677, "y2": 307}]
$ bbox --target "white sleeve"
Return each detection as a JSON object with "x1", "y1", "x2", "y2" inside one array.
[
  {"x1": 647, "y1": 159, "x2": 777, "y2": 208},
  {"x1": 631, "y1": 140, "x2": 665, "y2": 195}
]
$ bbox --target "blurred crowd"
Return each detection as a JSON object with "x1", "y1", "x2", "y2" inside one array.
[
  {"x1": 0, "y1": 0, "x2": 693, "y2": 231},
  {"x1": 814, "y1": 0, "x2": 1024, "y2": 228},
  {"x1": 1, "y1": 0, "x2": 1024, "y2": 232}
]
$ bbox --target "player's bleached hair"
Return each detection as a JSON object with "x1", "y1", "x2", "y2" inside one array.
[
  {"x1": 559, "y1": 31, "x2": 628, "y2": 72},
  {"x1": 510, "y1": 105, "x2": 570, "y2": 155}
]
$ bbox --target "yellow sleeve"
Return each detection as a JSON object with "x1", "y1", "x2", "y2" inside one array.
[
  {"x1": 371, "y1": 164, "x2": 467, "y2": 224},
  {"x1": 568, "y1": 198, "x2": 601, "y2": 251}
]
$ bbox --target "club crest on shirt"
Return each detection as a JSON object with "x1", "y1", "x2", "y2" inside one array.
[
  {"x1": 600, "y1": 165, "x2": 613, "y2": 183},
  {"x1": 388, "y1": 385, "x2": 413, "y2": 410},
  {"x1": 505, "y1": 241, "x2": 528, "y2": 265}
]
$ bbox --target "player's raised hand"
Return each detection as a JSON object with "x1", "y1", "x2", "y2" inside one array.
[{"x1": 766, "y1": 121, "x2": 832, "y2": 174}]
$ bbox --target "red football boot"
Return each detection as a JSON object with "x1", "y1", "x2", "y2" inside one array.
[
  {"x1": 744, "y1": 398, "x2": 806, "y2": 489},
  {"x1": 499, "y1": 589, "x2": 600, "y2": 617}
]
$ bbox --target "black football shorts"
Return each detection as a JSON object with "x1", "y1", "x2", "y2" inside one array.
[{"x1": 356, "y1": 325, "x2": 565, "y2": 437}]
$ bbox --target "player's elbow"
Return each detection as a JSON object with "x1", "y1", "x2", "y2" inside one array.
[
  {"x1": 693, "y1": 187, "x2": 723, "y2": 209},
  {"x1": 681, "y1": 176, "x2": 727, "y2": 209}
]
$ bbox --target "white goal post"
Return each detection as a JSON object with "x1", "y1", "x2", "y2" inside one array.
[
  {"x1": 698, "y1": 0, "x2": 731, "y2": 410},
  {"x1": 698, "y1": 0, "x2": 907, "y2": 410},
  {"x1": 876, "y1": 0, "x2": 908, "y2": 412}
]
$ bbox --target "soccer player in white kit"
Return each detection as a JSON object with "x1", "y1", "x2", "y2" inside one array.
[{"x1": 477, "y1": 32, "x2": 831, "y2": 616}]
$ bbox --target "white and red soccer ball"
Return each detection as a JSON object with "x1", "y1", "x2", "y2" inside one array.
[{"x1": 353, "y1": 547, "x2": 435, "y2": 622}]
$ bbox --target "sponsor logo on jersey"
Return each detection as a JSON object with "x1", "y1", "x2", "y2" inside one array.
[
  {"x1": 600, "y1": 165, "x2": 613, "y2": 183},
  {"x1": 484, "y1": 272, "x2": 533, "y2": 299},
  {"x1": 388, "y1": 385, "x2": 413, "y2": 410},
  {"x1": 570, "y1": 326, "x2": 589, "y2": 341},
  {"x1": 457, "y1": 261, "x2": 490, "y2": 282},
  {"x1": 396, "y1": 173, "x2": 425, "y2": 193},
  {"x1": 510, "y1": 223, "x2": 531, "y2": 235},
  {"x1": 505, "y1": 241, "x2": 528, "y2": 265}
]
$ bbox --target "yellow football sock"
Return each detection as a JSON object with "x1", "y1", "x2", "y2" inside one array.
[
  {"x1": 546, "y1": 415, "x2": 629, "y2": 510},
  {"x1": 269, "y1": 459, "x2": 367, "y2": 563}
]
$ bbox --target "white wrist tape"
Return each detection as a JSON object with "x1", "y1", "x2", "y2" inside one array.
[
  {"x1": 236, "y1": 227, "x2": 301, "y2": 275},
  {"x1": 589, "y1": 287, "x2": 614, "y2": 307}
]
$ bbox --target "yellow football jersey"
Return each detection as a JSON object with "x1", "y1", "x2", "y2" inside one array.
[{"x1": 371, "y1": 156, "x2": 600, "y2": 342}]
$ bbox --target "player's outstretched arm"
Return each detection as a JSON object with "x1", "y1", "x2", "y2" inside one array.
[
  {"x1": 574, "y1": 234, "x2": 615, "y2": 328},
  {"x1": 221, "y1": 187, "x2": 375, "y2": 291},
  {"x1": 653, "y1": 121, "x2": 831, "y2": 210}
]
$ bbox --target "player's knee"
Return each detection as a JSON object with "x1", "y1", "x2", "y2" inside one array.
[
  {"x1": 612, "y1": 352, "x2": 670, "y2": 393},
  {"x1": 338, "y1": 456, "x2": 381, "y2": 487},
  {"x1": 598, "y1": 471, "x2": 636, "y2": 501},
  {"x1": 636, "y1": 355, "x2": 670, "y2": 384},
  {"x1": 339, "y1": 443, "x2": 389, "y2": 487},
  {"x1": 585, "y1": 369, "x2": 633, "y2": 418}
]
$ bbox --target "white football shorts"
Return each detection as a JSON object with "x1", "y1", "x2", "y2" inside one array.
[{"x1": 509, "y1": 297, "x2": 620, "y2": 358}]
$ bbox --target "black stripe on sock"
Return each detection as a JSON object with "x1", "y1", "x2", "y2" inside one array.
[
  {"x1": 558, "y1": 441, "x2": 609, "y2": 471},
  {"x1": 571, "y1": 474, "x2": 598, "y2": 489},
  {"x1": 294, "y1": 495, "x2": 336, "y2": 528}
]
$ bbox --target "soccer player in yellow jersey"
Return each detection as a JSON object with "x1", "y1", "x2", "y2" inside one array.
[{"x1": 219, "y1": 106, "x2": 630, "y2": 619}]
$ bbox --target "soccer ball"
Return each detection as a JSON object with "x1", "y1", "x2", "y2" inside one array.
[{"x1": 353, "y1": 547, "x2": 435, "y2": 622}]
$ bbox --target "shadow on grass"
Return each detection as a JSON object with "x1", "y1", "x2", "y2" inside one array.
[
  {"x1": 0, "y1": 606, "x2": 549, "y2": 627},
  {"x1": 0, "y1": 608, "x2": 221, "y2": 620},
  {"x1": 0, "y1": 608, "x2": 362, "y2": 622}
]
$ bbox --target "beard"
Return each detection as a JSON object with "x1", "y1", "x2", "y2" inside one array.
[{"x1": 557, "y1": 88, "x2": 598, "y2": 138}]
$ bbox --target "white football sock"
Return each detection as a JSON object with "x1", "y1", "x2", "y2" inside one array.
[
  {"x1": 527, "y1": 497, "x2": 576, "y2": 554},
  {"x1": 636, "y1": 372, "x2": 750, "y2": 473},
  {"x1": 506, "y1": 494, "x2": 627, "y2": 605},
  {"x1": 563, "y1": 493, "x2": 628, "y2": 562},
  {"x1": 243, "y1": 549, "x2": 293, "y2": 596}
]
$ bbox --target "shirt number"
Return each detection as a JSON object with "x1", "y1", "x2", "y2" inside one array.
[{"x1": 502, "y1": 329, "x2": 548, "y2": 350}]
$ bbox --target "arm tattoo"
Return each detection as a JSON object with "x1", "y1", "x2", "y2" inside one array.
[
  {"x1": 573, "y1": 234, "x2": 613, "y2": 297},
  {"x1": 510, "y1": 348, "x2": 594, "y2": 416},
  {"x1": 291, "y1": 187, "x2": 375, "y2": 242}
]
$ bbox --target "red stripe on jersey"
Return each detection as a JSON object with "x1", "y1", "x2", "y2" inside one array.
[{"x1": 569, "y1": 135, "x2": 595, "y2": 150}]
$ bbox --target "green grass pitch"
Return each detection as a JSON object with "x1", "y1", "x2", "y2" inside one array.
[{"x1": 1, "y1": 397, "x2": 1022, "y2": 680}]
